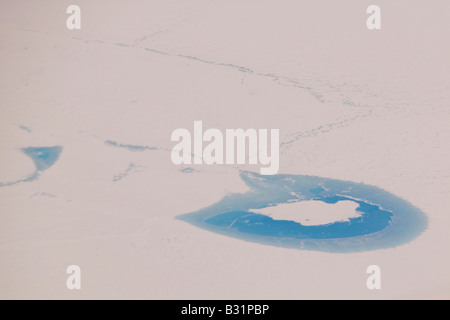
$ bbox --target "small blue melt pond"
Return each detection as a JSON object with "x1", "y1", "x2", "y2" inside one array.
[
  {"x1": 22, "y1": 146, "x2": 63, "y2": 171},
  {"x1": 178, "y1": 171, "x2": 428, "y2": 253},
  {"x1": 0, "y1": 146, "x2": 62, "y2": 187}
]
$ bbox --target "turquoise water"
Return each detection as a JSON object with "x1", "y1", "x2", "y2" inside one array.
[
  {"x1": 0, "y1": 146, "x2": 62, "y2": 187},
  {"x1": 22, "y1": 146, "x2": 63, "y2": 171},
  {"x1": 178, "y1": 171, "x2": 427, "y2": 253}
]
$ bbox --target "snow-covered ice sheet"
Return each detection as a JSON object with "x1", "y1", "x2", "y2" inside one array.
[{"x1": 1, "y1": 0, "x2": 449, "y2": 299}]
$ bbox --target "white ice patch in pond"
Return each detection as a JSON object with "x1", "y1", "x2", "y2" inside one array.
[{"x1": 251, "y1": 200, "x2": 362, "y2": 226}]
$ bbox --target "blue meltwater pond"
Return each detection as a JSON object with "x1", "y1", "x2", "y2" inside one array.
[
  {"x1": 178, "y1": 171, "x2": 427, "y2": 253},
  {"x1": 22, "y1": 146, "x2": 63, "y2": 171},
  {"x1": 0, "y1": 146, "x2": 62, "y2": 187}
]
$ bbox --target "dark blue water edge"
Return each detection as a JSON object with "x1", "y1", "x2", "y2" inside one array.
[{"x1": 177, "y1": 171, "x2": 428, "y2": 253}]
